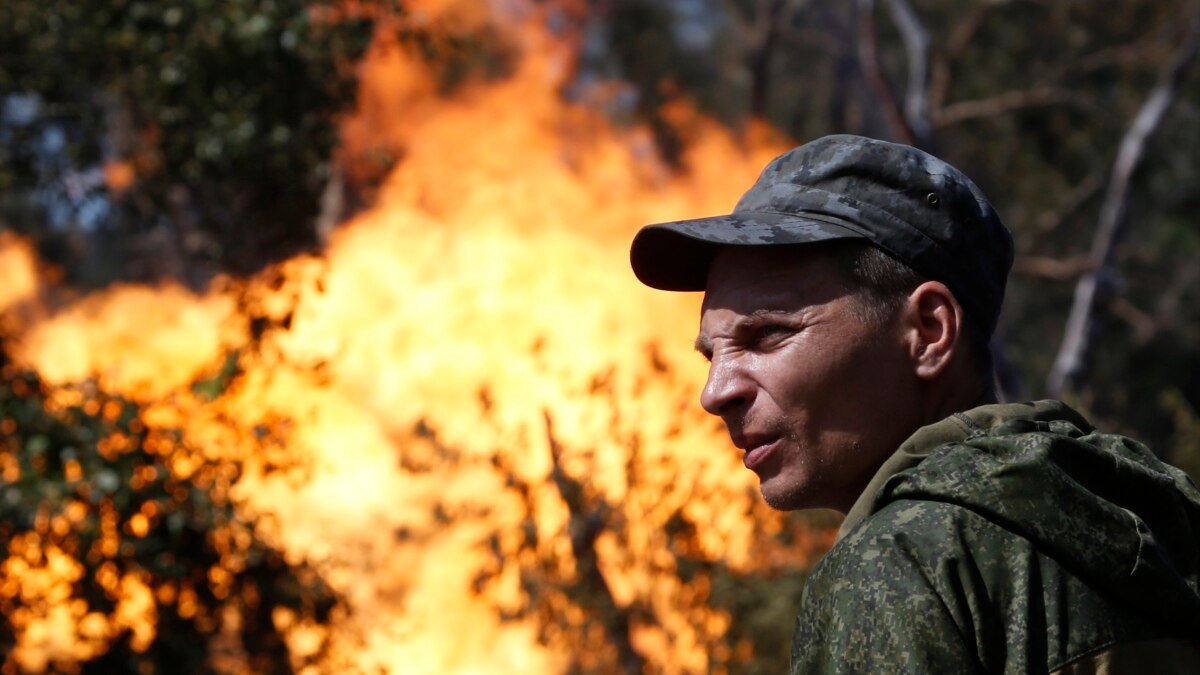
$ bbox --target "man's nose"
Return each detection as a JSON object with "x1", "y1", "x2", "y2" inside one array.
[{"x1": 700, "y1": 354, "x2": 752, "y2": 416}]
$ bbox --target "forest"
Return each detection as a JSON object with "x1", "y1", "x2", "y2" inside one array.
[{"x1": 1, "y1": 0, "x2": 1198, "y2": 672}]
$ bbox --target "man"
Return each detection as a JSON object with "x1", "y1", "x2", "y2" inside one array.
[{"x1": 629, "y1": 135, "x2": 1200, "y2": 673}]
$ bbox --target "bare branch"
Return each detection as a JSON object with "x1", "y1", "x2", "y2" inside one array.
[
  {"x1": 800, "y1": 1, "x2": 860, "y2": 132},
  {"x1": 934, "y1": 86, "x2": 1073, "y2": 127},
  {"x1": 1109, "y1": 257, "x2": 1200, "y2": 344},
  {"x1": 1045, "y1": 13, "x2": 1200, "y2": 397},
  {"x1": 856, "y1": 0, "x2": 913, "y2": 143},
  {"x1": 950, "y1": 1, "x2": 1012, "y2": 57},
  {"x1": 1153, "y1": 259, "x2": 1200, "y2": 332},
  {"x1": 1017, "y1": 171, "x2": 1105, "y2": 258},
  {"x1": 544, "y1": 412, "x2": 645, "y2": 674},
  {"x1": 1108, "y1": 297, "x2": 1159, "y2": 344},
  {"x1": 1031, "y1": 172, "x2": 1105, "y2": 236},
  {"x1": 749, "y1": 0, "x2": 792, "y2": 119},
  {"x1": 314, "y1": 162, "x2": 346, "y2": 247},
  {"x1": 929, "y1": 2, "x2": 997, "y2": 114},
  {"x1": 930, "y1": 4, "x2": 1166, "y2": 128},
  {"x1": 1056, "y1": 37, "x2": 1174, "y2": 79},
  {"x1": 719, "y1": 0, "x2": 812, "y2": 118},
  {"x1": 882, "y1": 0, "x2": 933, "y2": 145},
  {"x1": 1012, "y1": 255, "x2": 1094, "y2": 280},
  {"x1": 790, "y1": 26, "x2": 847, "y2": 55}
]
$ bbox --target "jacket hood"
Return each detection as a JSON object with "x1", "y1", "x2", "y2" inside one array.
[{"x1": 869, "y1": 400, "x2": 1200, "y2": 634}]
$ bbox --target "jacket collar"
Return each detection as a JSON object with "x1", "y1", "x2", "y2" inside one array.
[{"x1": 836, "y1": 400, "x2": 1086, "y2": 540}]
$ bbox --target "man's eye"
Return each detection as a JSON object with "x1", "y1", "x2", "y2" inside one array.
[{"x1": 751, "y1": 324, "x2": 790, "y2": 345}]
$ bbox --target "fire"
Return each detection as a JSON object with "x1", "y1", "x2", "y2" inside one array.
[
  {"x1": 0, "y1": 4, "x2": 835, "y2": 673},
  {"x1": 0, "y1": 233, "x2": 38, "y2": 314}
]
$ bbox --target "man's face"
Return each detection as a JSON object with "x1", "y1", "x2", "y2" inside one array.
[{"x1": 696, "y1": 245, "x2": 920, "y2": 512}]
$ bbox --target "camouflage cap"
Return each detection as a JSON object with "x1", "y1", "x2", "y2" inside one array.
[{"x1": 629, "y1": 134, "x2": 1014, "y2": 337}]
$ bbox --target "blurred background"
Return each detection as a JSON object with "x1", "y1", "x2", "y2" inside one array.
[{"x1": 1, "y1": 0, "x2": 1198, "y2": 672}]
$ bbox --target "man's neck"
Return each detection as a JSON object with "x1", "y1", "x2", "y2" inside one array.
[{"x1": 922, "y1": 373, "x2": 995, "y2": 427}]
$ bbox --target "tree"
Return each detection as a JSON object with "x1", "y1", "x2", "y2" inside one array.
[
  {"x1": 0, "y1": 0, "x2": 379, "y2": 284},
  {"x1": 0, "y1": 340, "x2": 338, "y2": 672}
]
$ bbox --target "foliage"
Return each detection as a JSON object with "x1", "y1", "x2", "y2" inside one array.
[
  {"x1": 467, "y1": 391, "x2": 835, "y2": 674},
  {"x1": 0, "y1": 0, "x2": 379, "y2": 281},
  {"x1": 0, "y1": 342, "x2": 338, "y2": 672}
]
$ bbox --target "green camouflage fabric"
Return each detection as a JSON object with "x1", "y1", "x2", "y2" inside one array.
[
  {"x1": 629, "y1": 135, "x2": 1015, "y2": 337},
  {"x1": 790, "y1": 400, "x2": 1200, "y2": 674}
]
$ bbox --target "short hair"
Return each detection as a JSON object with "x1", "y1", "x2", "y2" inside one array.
[{"x1": 826, "y1": 241, "x2": 997, "y2": 390}]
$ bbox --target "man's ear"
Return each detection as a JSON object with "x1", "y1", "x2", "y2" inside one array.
[{"x1": 901, "y1": 281, "x2": 964, "y2": 381}]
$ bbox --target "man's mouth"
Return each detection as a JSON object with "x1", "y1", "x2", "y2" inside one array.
[{"x1": 739, "y1": 436, "x2": 781, "y2": 471}]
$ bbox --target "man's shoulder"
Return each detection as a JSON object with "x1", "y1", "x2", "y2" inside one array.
[
  {"x1": 833, "y1": 497, "x2": 1008, "y2": 557},
  {"x1": 814, "y1": 497, "x2": 1022, "y2": 595},
  {"x1": 793, "y1": 499, "x2": 1008, "y2": 673}
]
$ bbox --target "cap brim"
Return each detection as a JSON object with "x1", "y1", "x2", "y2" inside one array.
[{"x1": 630, "y1": 211, "x2": 868, "y2": 291}]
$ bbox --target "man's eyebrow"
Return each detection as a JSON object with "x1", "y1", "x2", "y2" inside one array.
[
  {"x1": 747, "y1": 308, "x2": 792, "y2": 320},
  {"x1": 694, "y1": 309, "x2": 793, "y2": 355}
]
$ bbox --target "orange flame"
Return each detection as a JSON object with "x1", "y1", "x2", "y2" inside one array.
[
  {"x1": 0, "y1": 232, "x2": 39, "y2": 314},
  {"x1": 0, "y1": 5, "x2": 835, "y2": 672}
]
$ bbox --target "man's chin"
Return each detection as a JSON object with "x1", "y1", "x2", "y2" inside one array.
[{"x1": 759, "y1": 478, "x2": 812, "y2": 511}]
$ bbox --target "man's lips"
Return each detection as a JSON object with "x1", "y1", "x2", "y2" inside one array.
[{"x1": 739, "y1": 436, "x2": 781, "y2": 471}]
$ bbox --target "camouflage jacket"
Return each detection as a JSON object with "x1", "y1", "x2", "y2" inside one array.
[{"x1": 790, "y1": 400, "x2": 1200, "y2": 674}]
